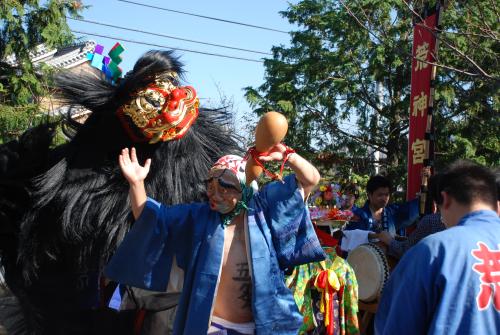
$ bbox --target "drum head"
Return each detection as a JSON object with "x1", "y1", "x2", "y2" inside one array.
[{"x1": 346, "y1": 243, "x2": 389, "y2": 302}]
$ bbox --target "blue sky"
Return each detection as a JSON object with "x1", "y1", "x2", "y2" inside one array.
[{"x1": 68, "y1": 0, "x2": 298, "y2": 136}]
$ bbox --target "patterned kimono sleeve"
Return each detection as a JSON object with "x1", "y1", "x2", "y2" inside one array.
[
  {"x1": 345, "y1": 205, "x2": 371, "y2": 231},
  {"x1": 104, "y1": 197, "x2": 195, "y2": 291},
  {"x1": 285, "y1": 263, "x2": 317, "y2": 334},
  {"x1": 388, "y1": 239, "x2": 410, "y2": 259},
  {"x1": 258, "y1": 174, "x2": 326, "y2": 269},
  {"x1": 389, "y1": 213, "x2": 444, "y2": 259},
  {"x1": 341, "y1": 262, "x2": 360, "y2": 335}
]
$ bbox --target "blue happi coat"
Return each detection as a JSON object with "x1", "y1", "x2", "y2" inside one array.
[
  {"x1": 375, "y1": 210, "x2": 500, "y2": 334},
  {"x1": 105, "y1": 175, "x2": 325, "y2": 334},
  {"x1": 348, "y1": 199, "x2": 419, "y2": 235}
]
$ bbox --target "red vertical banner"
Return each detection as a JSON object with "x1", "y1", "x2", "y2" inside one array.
[{"x1": 407, "y1": 12, "x2": 438, "y2": 201}]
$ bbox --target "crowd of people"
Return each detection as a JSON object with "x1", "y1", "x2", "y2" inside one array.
[
  {"x1": 375, "y1": 161, "x2": 500, "y2": 334},
  {"x1": 0, "y1": 48, "x2": 498, "y2": 335},
  {"x1": 104, "y1": 145, "x2": 500, "y2": 334},
  {"x1": 104, "y1": 143, "x2": 500, "y2": 335}
]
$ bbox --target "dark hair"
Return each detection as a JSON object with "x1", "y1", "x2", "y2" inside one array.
[
  {"x1": 366, "y1": 175, "x2": 391, "y2": 194},
  {"x1": 436, "y1": 160, "x2": 497, "y2": 209},
  {"x1": 428, "y1": 173, "x2": 441, "y2": 203},
  {"x1": 17, "y1": 50, "x2": 243, "y2": 279},
  {"x1": 494, "y1": 168, "x2": 500, "y2": 201},
  {"x1": 342, "y1": 182, "x2": 360, "y2": 198},
  {"x1": 424, "y1": 173, "x2": 441, "y2": 211}
]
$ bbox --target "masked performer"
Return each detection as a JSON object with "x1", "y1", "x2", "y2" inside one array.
[
  {"x1": 0, "y1": 50, "x2": 242, "y2": 334},
  {"x1": 105, "y1": 144, "x2": 325, "y2": 334}
]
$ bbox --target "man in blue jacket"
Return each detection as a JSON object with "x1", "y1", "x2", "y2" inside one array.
[
  {"x1": 375, "y1": 160, "x2": 500, "y2": 334},
  {"x1": 105, "y1": 144, "x2": 325, "y2": 334},
  {"x1": 346, "y1": 175, "x2": 419, "y2": 236}
]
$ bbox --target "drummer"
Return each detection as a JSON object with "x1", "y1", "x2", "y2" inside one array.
[
  {"x1": 345, "y1": 175, "x2": 419, "y2": 237},
  {"x1": 374, "y1": 174, "x2": 446, "y2": 259}
]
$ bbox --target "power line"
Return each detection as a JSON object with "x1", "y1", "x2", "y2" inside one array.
[
  {"x1": 71, "y1": 30, "x2": 264, "y2": 63},
  {"x1": 68, "y1": 17, "x2": 272, "y2": 55},
  {"x1": 117, "y1": 0, "x2": 289, "y2": 34}
]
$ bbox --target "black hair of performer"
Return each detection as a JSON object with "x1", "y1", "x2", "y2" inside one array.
[{"x1": 0, "y1": 49, "x2": 242, "y2": 334}]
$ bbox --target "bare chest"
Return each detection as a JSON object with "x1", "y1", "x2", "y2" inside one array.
[{"x1": 213, "y1": 216, "x2": 253, "y2": 322}]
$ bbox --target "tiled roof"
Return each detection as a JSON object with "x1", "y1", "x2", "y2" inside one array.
[{"x1": 5, "y1": 40, "x2": 95, "y2": 69}]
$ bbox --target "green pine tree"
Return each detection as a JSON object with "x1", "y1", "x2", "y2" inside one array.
[
  {"x1": 0, "y1": 0, "x2": 84, "y2": 142},
  {"x1": 245, "y1": 0, "x2": 499, "y2": 190}
]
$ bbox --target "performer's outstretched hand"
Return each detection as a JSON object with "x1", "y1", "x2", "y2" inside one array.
[
  {"x1": 259, "y1": 143, "x2": 320, "y2": 200},
  {"x1": 119, "y1": 147, "x2": 150, "y2": 219},
  {"x1": 119, "y1": 147, "x2": 151, "y2": 185},
  {"x1": 258, "y1": 143, "x2": 288, "y2": 162}
]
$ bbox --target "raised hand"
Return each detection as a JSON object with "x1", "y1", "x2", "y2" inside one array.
[
  {"x1": 258, "y1": 143, "x2": 288, "y2": 162},
  {"x1": 118, "y1": 147, "x2": 151, "y2": 185},
  {"x1": 421, "y1": 166, "x2": 432, "y2": 178}
]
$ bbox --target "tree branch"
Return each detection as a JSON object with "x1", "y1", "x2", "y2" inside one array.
[
  {"x1": 305, "y1": 105, "x2": 389, "y2": 154},
  {"x1": 402, "y1": 0, "x2": 498, "y2": 79},
  {"x1": 338, "y1": 0, "x2": 385, "y2": 45},
  {"x1": 341, "y1": 0, "x2": 499, "y2": 80}
]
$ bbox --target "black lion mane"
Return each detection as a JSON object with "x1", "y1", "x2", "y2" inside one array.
[{"x1": 0, "y1": 50, "x2": 243, "y2": 333}]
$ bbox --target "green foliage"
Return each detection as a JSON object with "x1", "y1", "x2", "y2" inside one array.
[
  {"x1": 450, "y1": 136, "x2": 486, "y2": 164},
  {"x1": 0, "y1": 1, "x2": 84, "y2": 144},
  {"x1": 245, "y1": 0, "x2": 500, "y2": 192},
  {"x1": 347, "y1": 172, "x2": 369, "y2": 207},
  {"x1": 0, "y1": 104, "x2": 38, "y2": 142},
  {"x1": 1, "y1": 0, "x2": 84, "y2": 104},
  {"x1": 0, "y1": 103, "x2": 67, "y2": 145}
]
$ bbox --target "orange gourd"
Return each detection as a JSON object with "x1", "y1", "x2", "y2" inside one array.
[{"x1": 245, "y1": 111, "x2": 288, "y2": 185}]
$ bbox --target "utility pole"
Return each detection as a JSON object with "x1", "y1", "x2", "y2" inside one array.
[{"x1": 373, "y1": 81, "x2": 384, "y2": 174}]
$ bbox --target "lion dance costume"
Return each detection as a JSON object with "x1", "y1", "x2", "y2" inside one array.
[{"x1": 0, "y1": 50, "x2": 241, "y2": 334}]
